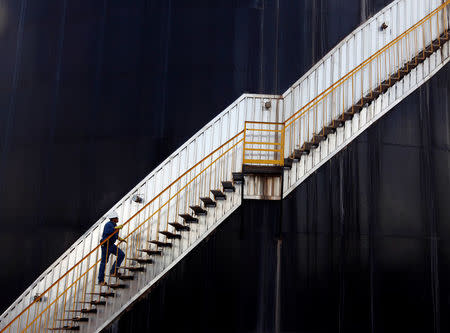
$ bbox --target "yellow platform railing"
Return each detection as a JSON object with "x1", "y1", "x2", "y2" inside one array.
[{"x1": 243, "y1": 121, "x2": 285, "y2": 166}]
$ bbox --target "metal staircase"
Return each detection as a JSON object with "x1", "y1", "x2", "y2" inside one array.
[{"x1": 1, "y1": 0, "x2": 449, "y2": 332}]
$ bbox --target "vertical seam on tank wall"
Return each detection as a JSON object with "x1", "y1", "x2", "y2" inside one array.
[
  {"x1": 258, "y1": 0, "x2": 265, "y2": 94},
  {"x1": 0, "y1": 0, "x2": 28, "y2": 194},
  {"x1": 274, "y1": 0, "x2": 279, "y2": 94},
  {"x1": 37, "y1": 0, "x2": 68, "y2": 226}
]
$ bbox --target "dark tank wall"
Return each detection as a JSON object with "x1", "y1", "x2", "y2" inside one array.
[
  {"x1": 0, "y1": 0, "x2": 393, "y2": 312},
  {"x1": 106, "y1": 64, "x2": 450, "y2": 333}
]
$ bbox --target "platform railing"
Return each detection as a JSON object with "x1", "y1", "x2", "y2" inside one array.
[
  {"x1": 1, "y1": 131, "x2": 244, "y2": 333},
  {"x1": 243, "y1": 121, "x2": 285, "y2": 166}
]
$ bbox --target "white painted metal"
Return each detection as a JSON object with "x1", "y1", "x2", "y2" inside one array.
[
  {"x1": 283, "y1": 43, "x2": 450, "y2": 197},
  {"x1": 0, "y1": 93, "x2": 281, "y2": 330},
  {"x1": 1, "y1": 0, "x2": 448, "y2": 331}
]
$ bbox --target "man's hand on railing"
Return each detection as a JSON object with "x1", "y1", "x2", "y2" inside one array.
[{"x1": 115, "y1": 224, "x2": 124, "y2": 230}]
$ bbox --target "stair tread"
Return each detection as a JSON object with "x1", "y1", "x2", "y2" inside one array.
[
  {"x1": 323, "y1": 126, "x2": 336, "y2": 135},
  {"x1": 77, "y1": 300, "x2": 106, "y2": 306},
  {"x1": 87, "y1": 292, "x2": 115, "y2": 297},
  {"x1": 293, "y1": 149, "x2": 304, "y2": 159},
  {"x1": 168, "y1": 222, "x2": 191, "y2": 231},
  {"x1": 312, "y1": 134, "x2": 326, "y2": 143},
  {"x1": 232, "y1": 172, "x2": 244, "y2": 183},
  {"x1": 200, "y1": 197, "x2": 217, "y2": 207},
  {"x1": 48, "y1": 326, "x2": 80, "y2": 331},
  {"x1": 107, "y1": 274, "x2": 134, "y2": 281},
  {"x1": 118, "y1": 266, "x2": 146, "y2": 272},
  {"x1": 149, "y1": 240, "x2": 173, "y2": 247},
  {"x1": 302, "y1": 142, "x2": 318, "y2": 150},
  {"x1": 189, "y1": 205, "x2": 207, "y2": 215},
  {"x1": 283, "y1": 158, "x2": 293, "y2": 169},
  {"x1": 221, "y1": 181, "x2": 235, "y2": 192},
  {"x1": 159, "y1": 231, "x2": 182, "y2": 239},
  {"x1": 66, "y1": 309, "x2": 97, "y2": 314},
  {"x1": 138, "y1": 249, "x2": 163, "y2": 255},
  {"x1": 179, "y1": 214, "x2": 199, "y2": 223},
  {"x1": 107, "y1": 283, "x2": 127, "y2": 289},
  {"x1": 210, "y1": 189, "x2": 226, "y2": 200},
  {"x1": 128, "y1": 257, "x2": 154, "y2": 263},
  {"x1": 56, "y1": 317, "x2": 88, "y2": 322}
]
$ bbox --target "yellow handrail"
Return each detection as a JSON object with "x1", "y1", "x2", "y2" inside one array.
[
  {"x1": 1, "y1": 130, "x2": 244, "y2": 332},
  {"x1": 284, "y1": 0, "x2": 449, "y2": 128}
]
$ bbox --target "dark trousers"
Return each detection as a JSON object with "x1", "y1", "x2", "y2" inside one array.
[{"x1": 98, "y1": 244, "x2": 125, "y2": 283}]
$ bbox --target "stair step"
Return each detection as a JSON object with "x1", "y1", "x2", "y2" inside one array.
[
  {"x1": 348, "y1": 104, "x2": 364, "y2": 114},
  {"x1": 323, "y1": 126, "x2": 336, "y2": 136},
  {"x1": 119, "y1": 266, "x2": 146, "y2": 272},
  {"x1": 221, "y1": 181, "x2": 235, "y2": 192},
  {"x1": 232, "y1": 172, "x2": 244, "y2": 183},
  {"x1": 200, "y1": 197, "x2": 217, "y2": 207},
  {"x1": 424, "y1": 46, "x2": 433, "y2": 55},
  {"x1": 338, "y1": 112, "x2": 353, "y2": 121},
  {"x1": 138, "y1": 249, "x2": 162, "y2": 255},
  {"x1": 302, "y1": 141, "x2": 318, "y2": 151},
  {"x1": 380, "y1": 80, "x2": 391, "y2": 88},
  {"x1": 159, "y1": 231, "x2": 182, "y2": 239},
  {"x1": 128, "y1": 257, "x2": 153, "y2": 264},
  {"x1": 358, "y1": 96, "x2": 373, "y2": 106},
  {"x1": 189, "y1": 205, "x2": 207, "y2": 216},
  {"x1": 283, "y1": 158, "x2": 293, "y2": 169},
  {"x1": 391, "y1": 72, "x2": 405, "y2": 82},
  {"x1": 179, "y1": 214, "x2": 199, "y2": 223},
  {"x1": 107, "y1": 283, "x2": 127, "y2": 289},
  {"x1": 330, "y1": 119, "x2": 345, "y2": 128},
  {"x1": 293, "y1": 149, "x2": 304, "y2": 160},
  {"x1": 77, "y1": 300, "x2": 106, "y2": 306},
  {"x1": 48, "y1": 326, "x2": 80, "y2": 331},
  {"x1": 70, "y1": 317, "x2": 88, "y2": 323},
  {"x1": 66, "y1": 309, "x2": 97, "y2": 314},
  {"x1": 312, "y1": 133, "x2": 326, "y2": 143},
  {"x1": 387, "y1": 75, "x2": 401, "y2": 84},
  {"x1": 87, "y1": 292, "x2": 115, "y2": 298},
  {"x1": 210, "y1": 189, "x2": 226, "y2": 200},
  {"x1": 168, "y1": 222, "x2": 190, "y2": 232},
  {"x1": 149, "y1": 240, "x2": 173, "y2": 247},
  {"x1": 57, "y1": 317, "x2": 88, "y2": 323},
  {"x1": 107, "y1": 274, "x2": 134, "y2": 281},
  {"x1": 370, "y1": 89, "x2": 382, "y2": 99}
]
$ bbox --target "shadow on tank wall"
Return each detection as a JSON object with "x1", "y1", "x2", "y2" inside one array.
[
  {"x1": 0, "y1": 0, "x2": 393, "y2": 312},
  {"x1": 106, "y1": 64, "x2": 450, "y2": 332}
]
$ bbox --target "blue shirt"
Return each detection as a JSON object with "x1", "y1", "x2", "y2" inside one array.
[{"x1": 101, "y1": 220, "x2": 118, "y2": 245}]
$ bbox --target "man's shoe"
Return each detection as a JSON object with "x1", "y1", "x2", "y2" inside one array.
[
  {"x1": 110, "y1": 272, "x2": 122, "y2": 278},
  {"x1": 98, "y1": 281, "x2": 108, "y2": 287}
]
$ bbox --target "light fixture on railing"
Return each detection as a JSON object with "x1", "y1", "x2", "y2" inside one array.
[
  {"x1": 380, "y1": 22, "x2": 388, "y2": 31},
  {"x1": 264, "y1": 101, "x2": 272, "y2": 110},
  {"x1": 132, "y1": 194, "x2": 144, "y2": 203}
]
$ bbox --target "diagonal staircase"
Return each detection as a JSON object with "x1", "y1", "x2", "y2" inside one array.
[{"x1": 1, "y1": 0, "x2": 449, "y2": 332}]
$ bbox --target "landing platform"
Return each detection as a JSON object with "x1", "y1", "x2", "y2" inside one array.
[{"x1": 242, "y1": 164, "x2": 283, "y2": 175}]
